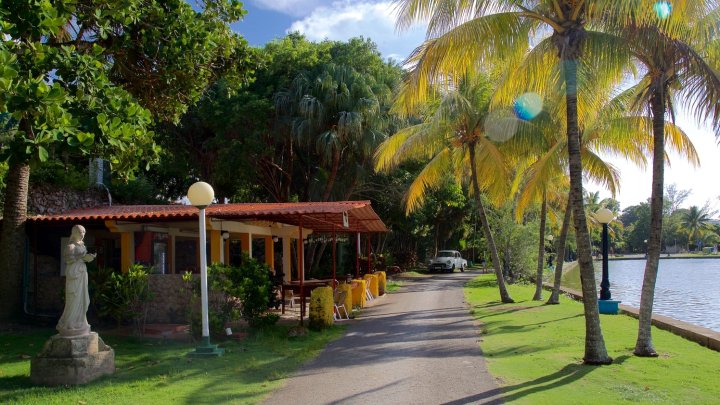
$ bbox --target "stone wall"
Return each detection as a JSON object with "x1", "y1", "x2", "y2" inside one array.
[
  {"x1": 32, "y1": 274, "x2": 193, "y2": 325},
  {"x1": 28, "y1": 184, "x2": 108, "y2": 215},
  {"x1": 146, "y1": 274, "x2": 192, "y2": 324}
]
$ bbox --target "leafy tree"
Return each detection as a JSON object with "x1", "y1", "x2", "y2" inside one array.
[
  {"x1": 391, "y1": 0, "x2": 665, "y2": 365},
  {"x1": 0, "y1": 0, "x2": 255, "y2": 319},
  {"x1": 610, "y1": 3, "x2": 720, "y2": 357},
  {"x1": 377, "y1": 71, "x2": 517, "y2": 302},
  {"x1": 681, "y1": 205, "x2": 717, "y2": 252}
]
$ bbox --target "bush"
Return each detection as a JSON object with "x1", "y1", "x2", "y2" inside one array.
[
  {"x1": 183, "y1": 255, "x2": 278, "y2": 337},
  {"x1": 94, "y1": 264, "x2": 154, "y2": 334},
  {"x1": 309, "y1": 286, "x2": 334, "y2": 330}
]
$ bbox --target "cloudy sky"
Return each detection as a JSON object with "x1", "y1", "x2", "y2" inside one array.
[{"x1": 234, "y1": 0, "x2": 720, "y2": 211}]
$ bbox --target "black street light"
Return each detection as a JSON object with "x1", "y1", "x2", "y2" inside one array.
[{"x1": 596, "y1": 208, "x2": 614, "y2": 300}]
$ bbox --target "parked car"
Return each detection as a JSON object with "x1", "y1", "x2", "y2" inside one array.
[{"x1": 428, "y1": 250, "x2": 467, "y2": 273}]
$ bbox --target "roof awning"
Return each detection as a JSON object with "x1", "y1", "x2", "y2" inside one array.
[{"x1": 28, "y1": 201, "x2": 388, "y2": 233}]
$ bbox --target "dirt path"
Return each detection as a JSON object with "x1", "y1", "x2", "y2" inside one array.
[{"x1": 264, "y1": 270, "x2": 503, "y2": 404}]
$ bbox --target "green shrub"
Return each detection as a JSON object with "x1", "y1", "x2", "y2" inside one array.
[
  {"x1": 94, "y1": 264, "x2": 154, "y2": 334},
  {"x1": 183, "y1": 255, "x2": 277, "y2": 338},
  {"x1": 309, "y1": 286, "x2": 334, "y2": 330}
]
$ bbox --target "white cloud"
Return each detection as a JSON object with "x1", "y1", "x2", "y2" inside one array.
[{"x1": 287, "y1": 1, "x2": 426, "y2": 63}]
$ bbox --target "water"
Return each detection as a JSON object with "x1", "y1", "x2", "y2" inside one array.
[{"x1": 601, "y1": 259, "x2": 720, "y2": 332}]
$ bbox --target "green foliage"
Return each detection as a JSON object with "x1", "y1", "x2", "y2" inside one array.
[
  {"x1": 0, "y1": 325, "x2": 345, "y2": 404},
  {"x1": 183, "y1": 256, "x2": 276, "y2": 337},
  {"x1": 466, "y1": 274, "x2": 720, "y2": 404},
  {"x1": 0, "y1": 0, "x2": 256, "y2": 175},
  {"x1": 94, "y1": 264, "x2": 154, "y2": 333},
  {"x1": 29, "y1": 160, "x2": 88, "y2": 190}
]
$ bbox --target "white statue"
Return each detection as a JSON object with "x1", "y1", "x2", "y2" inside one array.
[{"x1": 56, "y1": 225, "x2": 96, "y2": 337}]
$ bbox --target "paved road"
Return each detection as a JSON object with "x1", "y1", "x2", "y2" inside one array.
[{"x1": 264, "y1": 270, "x2": 503, "y2": 405}]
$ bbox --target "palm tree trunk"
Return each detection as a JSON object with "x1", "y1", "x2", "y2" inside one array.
[
  {"x1": 563, "y1": 56, "x2": 611, "y2": 364},
  {"x1": 533, "y1": 192, "x2": 548, "y2": 300},
  {"x1": 468, "y1": 143, "x2": 513, "y2": 303},
  {"x1": 321, "y1": 148, "x2": 340, "y2": 201},
  {"x1": 547, "y1": 198, "x2": 572, "y2": 304},
  {"x1": 0, "y1": 160, "x2": 30, "y2": 319},
  {"x1": 634, "y1": 84, "x2": 666, "y2": 357}
]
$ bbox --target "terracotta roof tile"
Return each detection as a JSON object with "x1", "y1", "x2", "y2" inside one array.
[{"x1": 28, "y1": 201, "x2": 388, "y2": 233}]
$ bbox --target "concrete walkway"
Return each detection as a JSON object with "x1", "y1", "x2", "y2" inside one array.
[{"x1": 264, "y1": 270, "x2": 503, "y2": 405}]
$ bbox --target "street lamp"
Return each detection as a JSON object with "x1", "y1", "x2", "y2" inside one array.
[
  {"x1": 596, "y1": 208, "x2": 614, "y2": 300},
  {"x1": 187, "y1": 181, "x2": 224, "y2": 357}
]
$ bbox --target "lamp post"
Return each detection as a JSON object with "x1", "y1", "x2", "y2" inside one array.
[
  {"x1": 596, "y1": 208, "x2": 614, "y2": 301},
  {"x1": 187, "y1": 181, "x2": 224, "y2": 357}
]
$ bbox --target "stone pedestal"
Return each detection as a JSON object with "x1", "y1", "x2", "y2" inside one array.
[{"x1": 30, "y1": 332, "x2": 115, "y2": 386}]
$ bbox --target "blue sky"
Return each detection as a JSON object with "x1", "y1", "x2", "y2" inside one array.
[{"x1": 232, "y1": 1, "x2": 720, "y2": 211}]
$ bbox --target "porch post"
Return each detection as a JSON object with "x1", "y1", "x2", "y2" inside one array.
[
  {"x1": 264, "y1": 236, "x2": 274, "y2": 271},
  {"x1": 120, "y1": 232, "x2": 134, "y2": 273},
  {"x1": 332, "y1": 225, "x2": 337, "y2": 285},
  {"x1": 298, "y1": 215, "x2": 305, "y2": 324},
  {"x1": 240, "y1": 233, "x2": 252, "y2": 257},
  {"x1": 282, "y1": 237, "x2": 291, "y2": 283},
  {"x1": 210, "y1": 230, "x2": 222, "y2": 265},
  {"x1": 355, "y1": 232, "x2": 360, "y2": 278}
]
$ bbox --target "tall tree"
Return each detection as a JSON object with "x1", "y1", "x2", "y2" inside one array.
[
  {"x1": 392, "y1": 0, "x2": 659, "y2": 365},
  {"x1": 376, "y1": 72, "x2": 517, "y2": 303},
  {"x1": 611, "y1": 3, "x2": 720, "y2": 357},
  {"x1": 681, "y1": 205, "x2": 716, "y2": 251},
  {"x1": 0, "y1": 0, "x2": 254, "y2": 319}
]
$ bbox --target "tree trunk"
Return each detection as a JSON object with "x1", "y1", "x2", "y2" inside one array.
[
  {"x1": 634, "y1": 83, "x2": 666, "y2": 357},
  {"x1": 547, "y1": 198, "x2": 572, "y2": 304},
  {"x1": 533, "y1": 192, "x2": 547, "y2": 300},
  {"x1": 563, "y1": 57, "x2": 611, "y2": 364},
  {"x1": 468, "y1": 143, "x2": 513, "y2": 303},
  {"x1": 0, "y1": 161, "x2": 31, "y2": 319},
  {"x1": 321, "y1": 148, "x2": 340, "y2": 201}
]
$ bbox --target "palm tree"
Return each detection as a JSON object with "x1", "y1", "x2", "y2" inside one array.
[
  {"x1": 392, "y1": 0, "x2": 656, "y2": 365},
  {"x1": 681, "y1": 205, "x2": 716, "y2": 251},
  {"x1": 508, "y1": 89, "x2": 697, "y2": 303},
  {"x1": 376, "y1": 72, "x2": 516, "y2": 303},
  {"x1": 610, "y1": 4, "x2": 720, "y2": 357}
]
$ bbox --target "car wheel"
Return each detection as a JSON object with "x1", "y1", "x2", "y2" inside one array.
[
  {"x1": 460, "y1": 265, "x2": 465, "y2": 272},
  {"x1": 451, "y1": 264, "x2": 455, "y2": 273}
]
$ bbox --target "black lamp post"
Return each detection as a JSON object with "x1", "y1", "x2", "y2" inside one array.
[{"x1": 596, "y1": 208, "x2": 614, "y2": 300}]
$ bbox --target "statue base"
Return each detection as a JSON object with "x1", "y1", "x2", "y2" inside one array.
[{"x1": 31, "y1": 332, "x2": 115, "y2": 386}]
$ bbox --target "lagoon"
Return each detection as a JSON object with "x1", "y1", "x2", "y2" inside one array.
[{"x1": 602, "y1": 258, "x2": 720, "y2": 332}]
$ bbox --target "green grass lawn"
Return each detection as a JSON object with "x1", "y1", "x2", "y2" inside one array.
[
  {"x1": 0, "y1": 325, "x2": 344, "y2": 404},
  {"x1": 465, "y1": 274, "x2": 720, "y2": 404}
]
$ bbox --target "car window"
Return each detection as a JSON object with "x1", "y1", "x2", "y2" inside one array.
[{"x1": 437, "y1": 252, "x2": 453, "y2": 257}]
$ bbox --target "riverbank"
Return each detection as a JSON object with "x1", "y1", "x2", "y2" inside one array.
[
  {"x1": 607, "y1": 253, "x2": 720, "y2": 261},
  {"x1": 465, "y1": 274, "x2": 720, "y2": 404}
]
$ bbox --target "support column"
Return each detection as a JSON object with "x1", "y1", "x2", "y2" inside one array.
[
  {"x1": 282, "y1": 237, "x2": 291, "y2": 283},
  {"x1": 264, "y1": 236, "x2": 274, "y2": 271},
  {"x1": 210, "y1": 230, "x2": 222, "y2": 265},
  {"x1": 240, "y1": 233, "x2": 252, "y2": 257},
  {"x1": 120, "y1": 232, "x2": 134, "y2": 273}
]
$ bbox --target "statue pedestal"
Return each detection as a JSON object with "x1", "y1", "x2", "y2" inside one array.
[{"x1": 31, "y1": 332, "x2": 115, "y2": 386}]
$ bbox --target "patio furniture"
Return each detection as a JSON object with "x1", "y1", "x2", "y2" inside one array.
[
  {"x1": 284, "y1": 290, "x2": 300, "y2": 309},
  {"x1": 333, "y1": 290, "x2": 349, "y2": 320}
]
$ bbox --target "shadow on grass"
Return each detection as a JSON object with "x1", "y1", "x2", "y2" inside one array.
[
  {"x1": 0, "y1": 325, "x2": 337, "y2": 404},
  {"x1": 500, "y1": 355, "x2": 630, "y2": 402}
]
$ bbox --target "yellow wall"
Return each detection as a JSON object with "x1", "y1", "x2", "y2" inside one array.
[
  {"x1": 264, "y1": 236, "x2": 274, "y2": 270},
  {"x1": 210, "y1": 230, "x2": 222, "y2": 264},
  {"x1": 120, "y1": 232, "x2": 133, "y2": 273}
]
